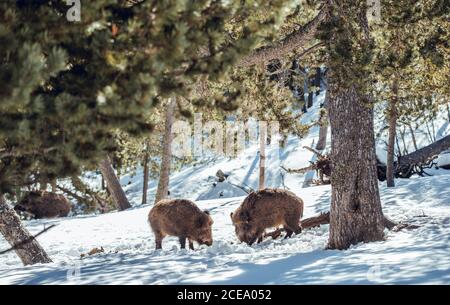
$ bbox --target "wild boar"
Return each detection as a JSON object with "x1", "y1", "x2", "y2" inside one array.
[
  {"x1": 148, "y1": 199, "x2": 214, "y2": 250},
  {"x1": 14, "y1": 191, "x2": 71, "y2": 219},
  {"x1": 230, "y1": 188, "x2": 304, "y2": 245}
]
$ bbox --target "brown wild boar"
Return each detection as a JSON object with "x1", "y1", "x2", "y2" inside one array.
[
  {"x1": 230, "y1": 188, "x2": 304, "y2": 245},
  {"x1": 148, "y1": 199, "x2": 214, "y2": 250},
  {"x1": 14, "y1": 191, "x2": 71, "y2": 219}
]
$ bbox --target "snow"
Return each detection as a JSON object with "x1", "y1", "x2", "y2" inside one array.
[
  {"x1": 1, "y1": 175, "x2": 449, "y2": 284},
  {"x1": 1, "y1": 91, "x2": 449, "y2": 285},
  {"x1": 437, "y1": 150, "x2": 450, "y2": 168}
]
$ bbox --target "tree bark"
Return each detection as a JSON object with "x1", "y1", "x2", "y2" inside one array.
[
  {"x1": 0, "y1": 194, "x2": 52, "y2": 265},
  {"x1": 386, "y1": 80, "x2": 398, "y2": 187},
  {"x1": 398, "y1": 134, "x2": 450, "y2": 166},
  {"x1": 142, "y1": 143, "x2": 150, "y2": 205},
  {"x1": 307, "y1": 91, "x2": 314, "y2": 108},
  {"x1": 99, "y1": 156, "x2": 131, "y2": 211},
  {"x1": 259, "y1": 122, "x2": 266, "y2": 190},
  {"x1": 314, "y1": 67, "x2": 322, "y2": 96},
  {"x1": 327, "y1": 84, "x2": 385, "y2": 250},
  {"x1": 155, "y1": 98, "x2": 176, "y2": 204}
]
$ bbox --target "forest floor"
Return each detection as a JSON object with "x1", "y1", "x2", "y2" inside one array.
[{"x1": 0, "y1": 174, "x2": 449, "y2": 284}]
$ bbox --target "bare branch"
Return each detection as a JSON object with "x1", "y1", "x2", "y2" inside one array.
[{"x1": 0, "y1": 224, "x2": 56, "y2": 255}]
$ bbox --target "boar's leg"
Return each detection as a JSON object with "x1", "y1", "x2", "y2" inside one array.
[
  {"x1": 284, "y1": 228, "x2": 293, "y2": 238},
  {"x1": 257, "y1": 235, "x2": 264, "y2": 244},
  {"x1": 248, "y1": 228, "x2": 264, "y2": 246},
  {"x1": 179, "y1": 236, "x2": 187, "y2": 249},
  {"x1": 188, "y1": 239, "x2": 194, "y2": 250},
  {"x1": 154, "y1": 231, "x2": 164, "y2": 250},
  {"x1": 285, "y1": 215, "x2": 302, "y2": 236},
  {"x1": 155, "y1": 238, "x2": 163, "y2": 250}
]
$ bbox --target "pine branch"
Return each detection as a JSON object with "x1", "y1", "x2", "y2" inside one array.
[{"x1": 238, "y1": 6, "x2": 328, "y2": 67}]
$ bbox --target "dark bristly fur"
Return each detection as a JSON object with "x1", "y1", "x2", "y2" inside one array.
[
  {"x1": 230, "y1": 188, "x2": 304, "y2": 245},
  {"x1": 14, "y1": 191, "x2": 71, "y2": 219},
  {"x1": 148, "y1": 199, "x2": 213, "y2": 250}
]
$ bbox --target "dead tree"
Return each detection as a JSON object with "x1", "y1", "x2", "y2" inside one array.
[
  {"x1": 398, "y1": 135, "x2": 450, "y2": 167},
  {"x1": 281, "y1": 146, "x2": 331, "y2": 185}
]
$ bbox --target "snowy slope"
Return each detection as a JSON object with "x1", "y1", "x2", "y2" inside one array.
[
  {"x1": 119, "y1": 91, "x2": 328, "y2": 205},
  {"x1": 0, "y1": 175, "x2": 449, "y2": 285},
  {"x1": 1, "y1": 91, "x2": 449, "y2": 285}
]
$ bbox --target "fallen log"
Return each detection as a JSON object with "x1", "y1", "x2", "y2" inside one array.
[
  {"x1": 264, "y1": 212, "x2": 330, "y2": 239},
  {"x1": 398, "y1": 135, "x2": 450, "y2": 167},
  {"x1": 264, "y1": 211, "x2": 419, "y2": 239}
]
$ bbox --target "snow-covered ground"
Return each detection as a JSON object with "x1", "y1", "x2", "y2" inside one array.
[
  {"x1": 1, "y1": 175, "x2": 449, "y2": 285},
  {"x1": 1, "y1": 91, "x2": 449, "y2": 284}
]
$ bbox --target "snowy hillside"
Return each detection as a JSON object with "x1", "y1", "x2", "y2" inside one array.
[
  {"x1": 1, "y1": 174, "x2": 449, "y2": 285},
  {"x1": 1, "y1": 90, "x2": 450, "y2": 284}
]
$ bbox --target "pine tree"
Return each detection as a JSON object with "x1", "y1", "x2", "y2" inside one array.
[{"x1": 0, "y1": 0, "x2": 292, "y2": 265}]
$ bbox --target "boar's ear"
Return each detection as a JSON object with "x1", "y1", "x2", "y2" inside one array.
[
  {"x1": 230, "y1": 212, "x2": 234, "y2": 220},
  {"x1": 242, "y1": 210, "x2": 251, "y2": 223},
  {"x1": 203, "y1": 210, "x2": 210, "y2": 215},
  {"x1": 196, "y1": 216, "x2": 208, "y2": 228}
]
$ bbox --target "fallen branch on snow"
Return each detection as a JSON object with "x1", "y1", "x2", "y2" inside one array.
[
  {"x1": 264, "y1": 212, "x2": 420, "y2": 239},
  {"x1": 0, "y1": 224, "x2": 57, "y2": 255}
]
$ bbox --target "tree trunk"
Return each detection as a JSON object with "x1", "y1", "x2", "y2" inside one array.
[
  {"x1": 50, "y1": 179, "x2": 57, "y2": 193},
  {"x1": 142, "y1": 143, "x2": 150, "y2": 205},
  {"x1": 307, "y1": 91, "x2": 314, "y2": 108},
  {"x1": 408, "y1": 123, "x2": 418, "y2": 151},
  {"x1": 316, "y1": 90, "x2": 329, "y2": 151},
  {"x1": 386, "y1": 80, "x2": 398, "y2": 187},
  {"x1": 99, "y1": 156, "x2": 131, "y2": 211},
  {"x1": 314, "y1": 67, "x2": 322, "y2": 96},
  {"x1": 259, "y1": 122, "x2": 267, "y2": 190},
  {"x1": 0, "y1": 194, "x2": 52, "y2": 265},
  {"x1": 327, "y1": 84, "x2": 385, "y2": 250},
  {"x1": 447, "y1": 103, "x2": 450, "y2": 122},
  {"x1": 155, "y1": 98, "x2": 176, "y2": 204}
]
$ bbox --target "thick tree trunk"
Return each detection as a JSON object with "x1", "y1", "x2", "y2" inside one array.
[
  {"x1": 327, "y1": 84, "x2": 385, "y2": 250},
  {"x1": 99, "y1": 156, "x2": 131, "y2": 211},
  {"x1": 259, "y1": 122, "x2": 266, "y2": 190},
  {"x1": 155, "y1": 98, "x2": 176, "y2": 204},
  {"x1": 398, "y1": 134, "x2": 450, "y2": 166},
  {"x1": 142, "y1": 144, "x2": 150, "y2": 205},
  {"x1": 386, "y1": 80, "x2": 398, "y2": 187},
  {"x1": 0, "y1": 194, "x2": 52, "y2": 265},
  {"x1": 316, "y1": 90, "x2": 329, "y2": 151}
]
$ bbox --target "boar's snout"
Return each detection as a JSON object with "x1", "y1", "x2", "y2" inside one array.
[
  {"x1": 195, "y1": 212, "x2": 214, "y2": 247},
  {"x1": 234, "y1": 222, "x2": 255, "y2": 245},
  {"x1": 199, "y1": 237, "x2": 213, "y2": 247},
  {"x1": 14, "y1": 204, "x2": 26, "y2": 212}
]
